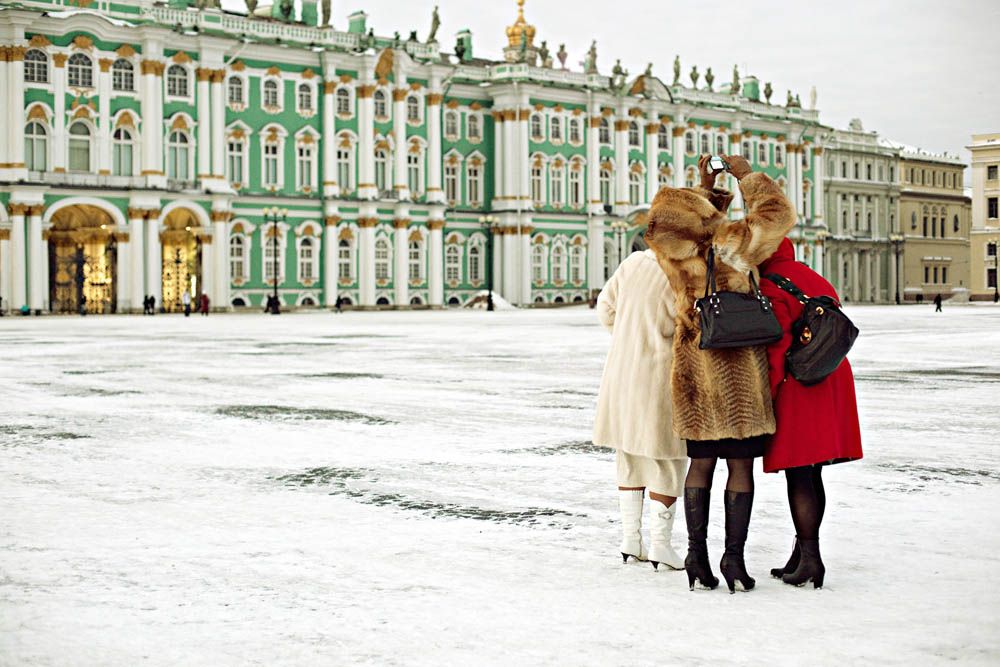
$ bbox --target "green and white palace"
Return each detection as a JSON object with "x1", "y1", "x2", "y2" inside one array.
[{"x1": 0, "y1": 0, "x2": 830, "y2": 313}]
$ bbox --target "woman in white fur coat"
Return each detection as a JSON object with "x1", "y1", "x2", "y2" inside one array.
[{"x1": 593, "y1": 247, "x2": 686, "y2": 571}]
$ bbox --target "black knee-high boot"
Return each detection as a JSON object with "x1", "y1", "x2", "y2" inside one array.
[
  {"x1": 683, "y1": 487, "x2": 719, "y2": 590},
  {"x1": 719, "y1": 490, "x2": 756, "y2": 593}
]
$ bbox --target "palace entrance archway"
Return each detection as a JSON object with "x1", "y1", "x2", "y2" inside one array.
[
  {"x1": 161, "y1": 207, "x2": 204, "y2": 313},
  {"x1": 48, "y1": 205, "x2": 118, "y2": 314}
]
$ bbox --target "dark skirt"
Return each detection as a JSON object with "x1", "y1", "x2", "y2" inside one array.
[{"x1": 687, "y1": 435, "x2": 768, "y2": 459}]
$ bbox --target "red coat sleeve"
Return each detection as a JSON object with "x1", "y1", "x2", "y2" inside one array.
[{"x1": 767, "y1": 295, "x2": 795, "y2": 399}]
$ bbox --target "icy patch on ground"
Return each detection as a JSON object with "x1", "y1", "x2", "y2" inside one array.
[{"x1": 1, "y1": 305, "x2": 999, "y2": 665}]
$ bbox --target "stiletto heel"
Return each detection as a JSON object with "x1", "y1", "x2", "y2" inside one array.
[
  {"x1": 813, "y1": 572, "x2": 824, "y2": 589},
  {"x1": 686, "y1": 569, "x2": 697, "y2": 590},
  {"x1": 621, "y1": 552, "x2": 629, "y2": 564},
  {"x1": 722, "y1": 572, "x2": 736, "y2": 594},
  {"x1": 782, "y1": 538, "x2": 825, "y2": 589},
  {"x1": 720, "y1": 491, "x2": 756, "y2": 594}
]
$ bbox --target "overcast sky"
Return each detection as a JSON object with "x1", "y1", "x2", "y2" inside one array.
[{"x1": 221, "y1": 0, "x2": 999, "y2": 165}]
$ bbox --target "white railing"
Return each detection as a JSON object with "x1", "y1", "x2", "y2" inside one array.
[{"x1": 37, "y1": 171, "x2": 144, "y2": 189}]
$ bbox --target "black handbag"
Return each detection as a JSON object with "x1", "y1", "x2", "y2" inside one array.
[
  {"x1": 696, "y1": 248, "x2": 783, "y2": 350},
  {"x1": 763, "y1": 273, "x2": 860, "y2": 386}
]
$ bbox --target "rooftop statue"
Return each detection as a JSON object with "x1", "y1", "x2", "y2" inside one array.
[
  {"x1": 705, "y1": 67, "x2": 714, "y2": 91},
  {"x1": 731, "y1": 65, "x2": 741, "y2": 95},
  {"x1": 764, "y1": 81, "x2": 773, "y2": 104},
  {"x1": 690, "y1": 65, "x2": 699, "y2": 88},
  {"x1": 320, "y1": 0, "x2": 330, "y2": 26},
  {"x1": 279, "y1": 0, "x2": 293, "y2": 21},
  {"x1": 557, "y1": 43, "x2": 567, "y2": 69},
  {"x1": 539, "y1": 40, "x2": 550, "y2": 66},
  {"x1": 809, "y1": 85, "x2": 817, "y2": 110},
  {"x1": 244, "y1": 0, "x2": 257, "y2": 15},
  {"x1": 673, "y1": 55, "x2": 680, "y2": 85},
  {"x1": 428, "y1": 5, "x2": 440, "y2": 42},
  {"x1": 584, "y1": 40, "x2": 598, "y2": 74},
  {"x1": 644, "y1": 62, "x2": 653, "y2": 79},
  {"x1": 786, "y1": 90, "x2": 794, "y2": 107}
]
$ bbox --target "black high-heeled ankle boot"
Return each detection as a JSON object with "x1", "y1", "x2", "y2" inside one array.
[
  {"x1": 782, "y1": 538, "x2": 825, "y2": 588},
  {"x1": 683, "y1": 487, "x2": 719, "y2": 591},
  {"x1": 719, "y1": 490, "x2": 756, "y2": 594},
  {"x1": 770, "y1": 537, "x2": 800, "y2": 579}
]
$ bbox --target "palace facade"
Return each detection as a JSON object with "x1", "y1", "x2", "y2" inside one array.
[
  {"x1": 0, "y1": 0, "x2": 957, "y2": 313},
  {"x1": 968, "y1": 133, "x2": 1000, "y2": 301}
]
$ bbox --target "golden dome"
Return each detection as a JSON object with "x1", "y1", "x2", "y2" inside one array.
[{"x1": 505, "y1": 0, "x2": 536, "y2": 49}]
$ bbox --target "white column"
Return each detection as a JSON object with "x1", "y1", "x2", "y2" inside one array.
[
  {"x1": 502, "y1": 224, "x2": 517, "y2": 300},
  {"x1": 427, "y1": 218, "x2": 444, "y2": 306},
  {"x1": 865, "y1": 251, "x2": 873, "y2": 302},
  {"x1": 493, "y1": 111, "x2": 505, "y2": 207},
  {"x1": 140, "y1": 58, "x2": 164, "y2": 183},
  {"x1": 323, "y1": 217, "x2": 339, "y2": 307},
  {"x1": 729, "y1": 128, "x2": 744, "y2": 218},
  {"x1": 586, "y1": 103, "x2": 601, "y2": 215},
  {"x1": 851, "y1": 251, "x2": 860, "y2": 303},
  {"x1": 358, "y1": 219, "x2": 376, "y2": 305},
  {"x1": 146, "y1": 211, "x2": 162, "y2": 309},
  {"x1": 393, "y1": 218, "x2": 408, "y2": 306},
  {"x1": 210, "y1": 70, "x2": 226, "y2": 181},
  {"x1": 52, "y1": 55, "x2": 67, "y2": 173},
  {"x1": 426, "y1": 90, "x2": 443, "y2": 203},
  {"x1": 212, "y1": 215, "x2": 229, "y2": 308},
  {"x1": 502, "y1": 110, "x2": 516, "y2": 205},
  {"x1": 518, "y1": 107, "x2": 530, "y2": 210},
  {"x1": 27, "y1": 207, "x2": 44, "y2": 312},
  {"x1": 815, "y1": 241, "x2": 826, "y2": 279},
  {"x1": 889, "y1": 247, "x2": 898, "y2": 302},
  {"x1": 8, "y1": 47, "x2": 26, "y2": 178},
  {"x1": 644, "y1": 121, "x2": 657, "y2": 203},
  {"x1": 520, "y1": 225, "x2": 532, "y2": 305},
  {"x1": 613, "y1": 112, "x2": 628, "y2": 212},
  {"x1": 200, "y1": 234, "x2": 215, "y2": 310},
  {"x1": 671, "y1": 117, "x2": 685, "y2": 188},
  {"x1": 588, "y1": 216, "x2": 605, "y2": 290},
  {"x1": 116, "y1": 233, "x2": 130, "y2": 312},
  {"x1": 9, "y1": 206, "x2": 26, "y2": 310},
  {"x1": 196, "y1": 69, "x2": 212, "y2": 180},
  {"x1": 392, "y1": 77, "x2": 409, "y2": 201},
  {"x1": 813, "y1": 146, "x2": 825, "y2": 228},
  {"x1": 357, "y1": 75, "x2": 376, "y2": 199},
  {"x1": 0, "y1": 233, "x2": 10, "y2": 313},
  {"x1": 0, "y1": 47, "x2": 8, "y2": 168},
  {"x1": 97, "y1": 59, "x2": 113, "y2": 175},
  {"x1": 492, "y1": 227, "x2": 504, "y2": 300},
  {"x1": 322, "y1": 82, "x2": 338, "y2": 197},
  {"x1": 128, "y1": 211, "x2": 144, "y2": 312},
  {"x1": 874, "y1": 250, "x2": 882, "y2": 302}
]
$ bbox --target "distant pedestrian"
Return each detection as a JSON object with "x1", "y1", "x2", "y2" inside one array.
[
  {"x1": 182, "y1": 289, "x2": 191, "y2": 317},
  {"x1": 335, "y1": 296, "x2": 343, "y2": 313},
  {"x1": 150, "y1": 295, "x2": 156, "y2": 314},
  {"x1": 934, "y1": 294, "x2": 943, "y2": 312},
  {"x1": 143, "y1": 295, "x2": 150, "y2": 315},
  {"x1": 200, "y1": 293, "x2": 210, "y2": 315}
]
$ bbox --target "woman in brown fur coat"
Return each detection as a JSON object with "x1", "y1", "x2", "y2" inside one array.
[{"x1": 644, "y1": 154, "x2": 795, "y2": 593}]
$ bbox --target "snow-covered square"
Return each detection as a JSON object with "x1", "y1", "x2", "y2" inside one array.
[{"x1": 1, "y1": 305, "x2": 999, "y2": 665}]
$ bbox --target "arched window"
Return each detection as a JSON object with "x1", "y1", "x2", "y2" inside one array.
[
  {"x1": 467, "y1": 160, "x2": 483, "y2": 206},
  {"x1": 298, "y1": 237, "x2": 316, "y2": 281},
  {"x1": 166, "y1": 130, "x2": 190, "y2": 180},
  {"x1": 551, "y1": 243, "x2": 567, "y2": 284},
  {"x1": 715, "y1": 135, "x2": 725, "y2": 156},
  {"x1": 229, "y1": 235, "x2": 246, "y2": 281},
  {"x1": 658, "y1": 125, "x2": 669, "y2": 150},
  {"x1": 550, "y1": 163, "x2": 564, "y2": 208},
  {"x1": 530, "y1": 113, "x2": 543, "y2": 141},
  {"x1": 110, "y1": 60, "x2": 134, "y2": 93},
  {"x1": 599, "y1": 117, "x2": 610, "y2": 145},
  {"x1": 67, "y1": 122, "x2": 92, "y2": 172},
  {"x1": 684, "y1": 131, "x2": 695, "y2": 155},
  {"x1": 374, "y1": 237, "x2": 391, "y2": 280},
  {"x1": 700, "y1": 134, "x2": 710, "y2": 155},
  {"x1": 373, "y1": 89, "x2": 388, "y2": 118},
  {"x1": 374, "y1": 148, "x2": 389, "y2": 191},
  {"x1": 685, "y1": 166, "x2": 696, "y2": 188},
  {"x1": 569, "y1": 118, "x2": 581, "y2": 144},
  {"x1": 166, "y1": 65, "x2": 189, "y2": 97},
  {"x1": 569, "y1": 165, "x2": 582, "y2": 208},
  {"x1": 338, "y1": 239, "x2": 354, "y2": 280},
  {"x1": 24, "y1": 121, "x2": 47, "y2": 172},
  {"x1": 600, "y1": 167, "x2": 612, "y2": 206},
  {"x1": 531, "y1": 163, "x2": 544, "y2": 206},
  {"x1": 570, "y1": 245, "x2": 585, "y2": 283},
  {"x1": 336, "y1": 137, "x2": 353, "y2": 192},
  {"x1": 603, "y1": 239, "x2": 615, "y2": 280},
  {"x1": 757, "y1": 142, "x2": 767, "y2": 164},
  {"x1": 658, "y1": 166, "x2": 672, "y2": 189},
  {"x1": 25, "y1": 49, "x2": 48, "y2": 83},
  {"x1": 227, "y1": 136, "x2": 245, "y2": 186},
  {"x1": 227, "y1": 76, "x2": 244, "y2": 105},
  {"x1": 112, "y1": 127, "x2": 134, "y2": 176},
  {"x1": 297, "y1": 83, "x2": 312, "y2": 113},
  {"x1": 743, "y1": 140, "x2": 751, "y2": 158},
  {"x1": 628, "y1": 121, "x2": 640, "y2": 147},
  {"x1": 406, "y1": 95, "x2": 420, "y2": 122},
  {"x1": 409, "y1": 239, "x2": 424, "y2": 281},
  {"x1": 551, "y1": 116, "x2": 563, "y2": 142},
  {"x1": 445, "y1": 244, "x2": 461, "y2": 283},
  {"x1": 336, "y1": 87, "x2": 351, "y2": 115},
  {"x1": 263, "y1": 228, "x2": 284, "y2": 283},
  {"x1": 263, "y1": 79, "x2": 279, "y2": 108},
  {"x1": 67, "y1": 53, "x2": 93, "y2": 88},
  {"x1": 775, "y1": 144, "x2": 784, "y2": 166},
  {"x1": 444, "y1": 162, "x2": 458, "y2": 204},
  {"x1": 467, "y1": 241, "x2": 483, "y2": 283},
  {"x1": 444, "y1": 110, "x2": 459, "y2": 139},
  {"x1": 296, "y1": 142, "x2": 314, "y2": 189},
  {"x1": 468, "y1": 114, "x2": 481, "y2": 141},
  {"x1": 532, "y1": 243, "x2": 547, "y2": 283},
  {"x1": 407, "y1": 152, "x2": 421, "y2": 195},
  {"x1": 629, "y1": 169, "x2": 642, "y2": 206},
  {"x1": 262, "y1": 139, "x2": 279, "y2": 188},
  {"x1": 866, "y1": 164, "x2": 873, "y2": 181}
]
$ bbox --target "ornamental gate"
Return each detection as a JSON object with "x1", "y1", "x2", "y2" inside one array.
[{"x1": 49, "y1": 238, "x2": 117, "y2": 315}]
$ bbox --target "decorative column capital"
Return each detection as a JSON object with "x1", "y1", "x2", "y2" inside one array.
[
  {"x1": 210, "y1": 210, "x2": 233, "y2": 222},
  {"x1": 196, "y1": 67, "x2": 213, "y2": 82},
  {"x1": 357, "y1": 217, "x2": 379, "y2": 228},
  {"x1": 323, "y1": 81, "x2": 336, "y2": 94},
  {"x1": 52, "y1": 53, "x2": 67, "y2": 68},
  {"x1": 392, "y1": 88, "x2": 409, "y2": 102},
  {"x1": 27, "y1": 204, "x2": 46, "y2": 217},
  {"x1": 142, "y1": 208, "x2": 161, "y2": 220},
  {"x1": 8, "y1": 203, "x2": 29, "y2": 216},
  {"x1": 0, "y1": 229, "x2": 9, "y2": 240},
  {"x1": 113, "y1": 231, "x2": 130, "y2": 242},
  {"x1": 427, "y1": 219, "x2": 445, "y2": 231},
  {"x1": 729, "y1": 133, "x2": 742, "y2": 143},
  {"x1": 8, "y1": 46, "x2": 26, "y2": 61},
  {"x1": 518, "y1": 108, "x2": 530, "y2": 121},
  {"x1": 812, "y1": 146, "x2": 824, "y2": 155},
  {"x1": 356, "y1": 85, "x2": 376, "y2": 98},
  {"x1": 393, "y1": 218, "x2": 411, "y2": 229},
  {"x1": 140, "y1": 60, "x2": 165, "y2": 76},
  {"x1": 645, "y1": 123, "x2": 659, "y2": 135},
  {"x1": 426, "y1": 93, "x2": 443, "y2": 106},
  {"x1": 324, "y1": 215, "x2": 342, "y2": 226},
  {"x1": 671, "y1": 126, "x2": 685, "y2": 137},
  {"x1": 99, "y1": 58, "x2": 113, "y2": 72},
  {"x1": 210, "y1": 69, "x2": 226, "y2": 84}
]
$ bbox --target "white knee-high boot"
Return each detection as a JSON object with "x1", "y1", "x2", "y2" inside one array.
[
  {"x1": 648, "y1": 501, "x2": 685, "y2": 570},
  {"x1": 618, "y1": 489, "x2": 647, "y2": 562}
]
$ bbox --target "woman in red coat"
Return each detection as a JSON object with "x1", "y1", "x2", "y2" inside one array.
[{"x1": 758, "y1": 238, "x2": 863, "y2": 589}]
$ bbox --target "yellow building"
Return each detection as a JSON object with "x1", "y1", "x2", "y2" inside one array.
[
  {"x1": 967, "y1": 133, "x2": 1000, "y2": 301},
  {"x1": 896, "y1": 148, "x2": 970, "y2": 302}
]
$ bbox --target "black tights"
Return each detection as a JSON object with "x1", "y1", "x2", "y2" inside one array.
[
  {"x1": 685, "y1": 457, "x2": 755, "y2": 493},
  {"x1": 784, "y1": 465, "x2": 826, "y2": 540}
]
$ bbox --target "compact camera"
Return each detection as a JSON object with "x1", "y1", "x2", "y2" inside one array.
[{"x1": 708, "y1": 156, "x2": 729, "y2": 172}]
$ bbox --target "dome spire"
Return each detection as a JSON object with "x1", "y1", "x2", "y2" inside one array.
[{"x1": 505, "y1": 0, "x2": 536, "y2": 49}]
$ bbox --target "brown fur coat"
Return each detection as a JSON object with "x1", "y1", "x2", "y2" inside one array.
[{"x1": 644, "y1": 172, "x2": 796, "y2": 441}]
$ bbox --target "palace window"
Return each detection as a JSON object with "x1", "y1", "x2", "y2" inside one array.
[
  {"x1": 68, "y1": 122, "x2": 92, "y2": 172},
  {"x1": 988, "y1": 166, "x2": 998, "y2": 181},
  {"x1": 227, "y1": 76, "x2": 244, "y2": 105},
  {"x1": 569, "y1": 166, "x2": 582, "y2": 209},
  {"x1": 530, "y1": 113, "x2": 543, "y2": 141},
  {"x1": 599, "y1": 117, "x2": 610, "y2": 145},
  {"x1": 659, "y1": 166, "x2": 671, "y2": 189},
  {"x1": 24, "y1": 49, "x2": 48, "y2": 83},
  {"x1": 409, "y1": 239, "x2": 424, "y2": 282},
  {"x1": 551, "y1": 116, "x2": 563, "y2": 143},
  {"x1": 911, "y1": 211, "x2": 917, "y2": 230},
  {"x1": 468, "y1": 114, "x2": 482, "y2": 141},
  {"x1": 550, "y1": 164, "x2": 564, "y2": 208},
  {"x1": 658, "y1": 125, "x2": 669, "y2": 150},
  {"x1": 112, "y1": 127, "x2": 134, "y2": 176},
  {"x1": 685, "y1": 131, "x2": 695, "y2": 155},
  {"x1": 866, "y1": 164, "x2": 873, "y2": 181},
  {"x1": 685, "y1": 166, "x2": 696, "y2": 188},
  {"x1": 227, "y1": 139, "x2": 244, "y2": 186},
  {"x1": 444, "y1": 110, "x2": 459, "y2": 140},
  {"x1": 445, "y1": 244, "x2": 461, "y2": 282},
  {"x1": 532, "y1": 243, "x2": 547, "y2": 282},
  {"x1": 229, "y1": 235, "x2": 246, "y2": 281},
  {"x1": 551, "y1": 243, "x2": 567, "y2": 284},
  {"x1": 112, "y1": 59, "x2": 134, "y2": 92},
  {"x1": 570, "y1": 245, "x2": 585, "y2": 284},
  {"x1": 263, "y1": 79, "x2": 280, "y2": 109},
  {"x1": 700, "y1": 134, "x2": 710, "y2": 155},
  {"x1": 406, "y1": 95, "x2": 420, "y2": 123},
  {"x1": 297, "y1": 83, "x2": 313, "y2": 114},
  {"x1": 297, "y1": 144, "x2": 314, "y2": 190},
  {"x1": 373, "y1": 89, "x2": 388, "y2": 119},
  {"x1": 628, "y1": 122, "x2": 640, "y2": 147},
  {"x1": 263, "y1": 141, "x2": 279, "y2": 188},
  {"x1": 24, "y1": 121, "x2": 47, "y2": 172},
  {"x1": 629, "y1": 169, "x2": 642, "y2": 206},
  {"x1": 988, "y1": 197, "x2": 998, "y2": 219},
  {"x1": 336, "y1": 87, "x2": 351, "y2": 115},
  {"x1": 600, "y1": 168, "x2": 612, "y2": 206},
  {"x1": 166, "y1": 130, "x2": 189, "y2": 180},
  {"x1": 166, "y1": 65, "x2": 189, "y2": 97},
  {"x1": 854, "y1": 162, "x2": 861, "y2": 179},
  {"x1": 336, "y1": 142, "x2": 352, "y2": 192},
  {"x1": 742, "y1": 140, "x2": 751, "y2": 159},
  {"x1": 338, "y1": 239, "x2": 353, "y2": 280},
  {"x1": 604, "y1": 239, "x2": 615, "y2": 280},
  {"x1": 444, "y1": 163, "x2": 459, "y2": 205},
  {"x1": 374, "y1": 237, "x2": 391, "y2": 280},
  {"x1": 716, "y1": 135, "x2": 725, "y2": 156},
  {"x1": 263, "y1": 230, "x2": 284, "y2": 283},
  {"x1": 757, "y1": 142, "x2": 767, "y2": 165},
  {"x1": 467, "y1": 241, "x2": 482, "y2": 283},
  {"x1": 407, "y1": 153, "x2": 421, "y2": 196},
  {"x1": 569, "y1": 118, "x2": 582, "y2": 144},
  {"x1": 922, "y1": 216, "x2": 928, "y2": 236},
  {"x1": 467, "y1": 161, "x2": 483, "y2": 206},
  {"x1": 298, "y1": 237, "x2": 316, "y2": 282},
  {"x1": 374, "y1": 148, "x2": 389, "y2": 192},
  {"x1": 889, "y1": 165, "x2": 895, "y2": 182},
  {"x1": 775, "y1": 144, "x2": 784, "y2": 166},
  {"x1": 67, "y1": 53, "x2": 93, "y2": 88},
  {"x1": 531, "y1": 164, "x2": 544, "y2": 206}
]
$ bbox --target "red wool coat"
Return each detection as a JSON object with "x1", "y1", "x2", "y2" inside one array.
[{"x1": 758, "y1": 239, "x2": 863, "y2": 473}]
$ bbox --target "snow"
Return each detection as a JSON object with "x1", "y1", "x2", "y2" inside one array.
[{"x1": 1, "y1": 304, "x2": 999, "y2": 666}]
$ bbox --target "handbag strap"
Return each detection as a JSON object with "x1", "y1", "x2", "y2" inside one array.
[
  {"x1": 703, "y1": 247, "x2": 718, "y2": 298},
  {"x1": 763, "y1": 272, "x2": 809, "y2": 304}
]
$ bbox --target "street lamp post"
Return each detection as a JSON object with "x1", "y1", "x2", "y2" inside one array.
[
  {"x1": 889, "y1": 233, "x2": 904, "y2": 305},
  {"x1": 610, "y1": 220, "x2": 629, "y2": 267},
  {"x1": 478, "y1": 215, "x2": 496, "y2": 311},
  {"x1": 263, "y1": 207, "x2": 287, "y2": 314}
]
